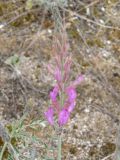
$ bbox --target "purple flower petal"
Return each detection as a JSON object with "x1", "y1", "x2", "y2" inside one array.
[
  {"x1": 64, "y1": 58, "x2": 72, "y2": 81},
  {"x1": 44, "y1": 107, "x2": 54, "y2": 125},
  {"x1": 54, "y1": 67, "x2": 62, "y2": 82},
  {"x1": 68, "y1": 101, "x2": 76, "y2": 112},
  {"x1": 72, "y1": 75, "x2": 84, "y2": 87},
  {"x1": 50, "y1": 85, "x2": 59, "y2": 102},
  {"x1": 66, "y1": 87, "x2": 77, "y2": 103},
  {"x1": 58, "y1": 109, "x2": 70, "y2": 126}
]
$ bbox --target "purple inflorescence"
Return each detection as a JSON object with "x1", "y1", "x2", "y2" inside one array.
[{"x1": 44, "y1": 37, "x2": 84, "y2": 126}]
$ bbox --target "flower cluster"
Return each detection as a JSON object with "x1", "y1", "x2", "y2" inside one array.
[{"x1": 45, "y1": 37, "x2": 84, "y2": 126}]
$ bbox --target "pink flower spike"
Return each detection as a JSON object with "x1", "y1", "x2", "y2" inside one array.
[
  {"x1": 66, "y1": 87, "x2": 77, "y2": 103},
  {"x1": 58, "y1": 109, "x2": 70, "y2": 126},
  {"x1": 68, "y1": 101, "x2": 76, "y2": 113},
  {"x1": 72, "y1": 75, "x2": 84, "y2": 87},
  {"x1": 54, "y1": 67, "x2": 62, "y2": 82},
  {"x1": 50, "y1": 85, "x2": 59, "y2": 102},
  {"x1": 64, "y1": 57, "x2": 72, "y2": 81},
  {"x1": 44, "y1": 107, "x2": 54, "y2": 125}
]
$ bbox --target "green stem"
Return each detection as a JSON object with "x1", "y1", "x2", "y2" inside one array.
[
  {"x1": 57, "y1": 134, "x2": 62, "y2": 160},
  {"x1": 0, "y1": 142, "x2": 7, "y2": 160},
  {"x1": 8, "y1": 143, "x2": 19, "y2": 160}
]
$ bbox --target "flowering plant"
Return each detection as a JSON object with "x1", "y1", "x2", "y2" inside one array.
[{"x1": 45, "y1": 34, "x2": 84, "y2": 127}]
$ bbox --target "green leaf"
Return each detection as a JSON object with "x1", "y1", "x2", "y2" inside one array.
[{"x1": 5, "y1": 54, "x2": 20, "y2": 66}]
